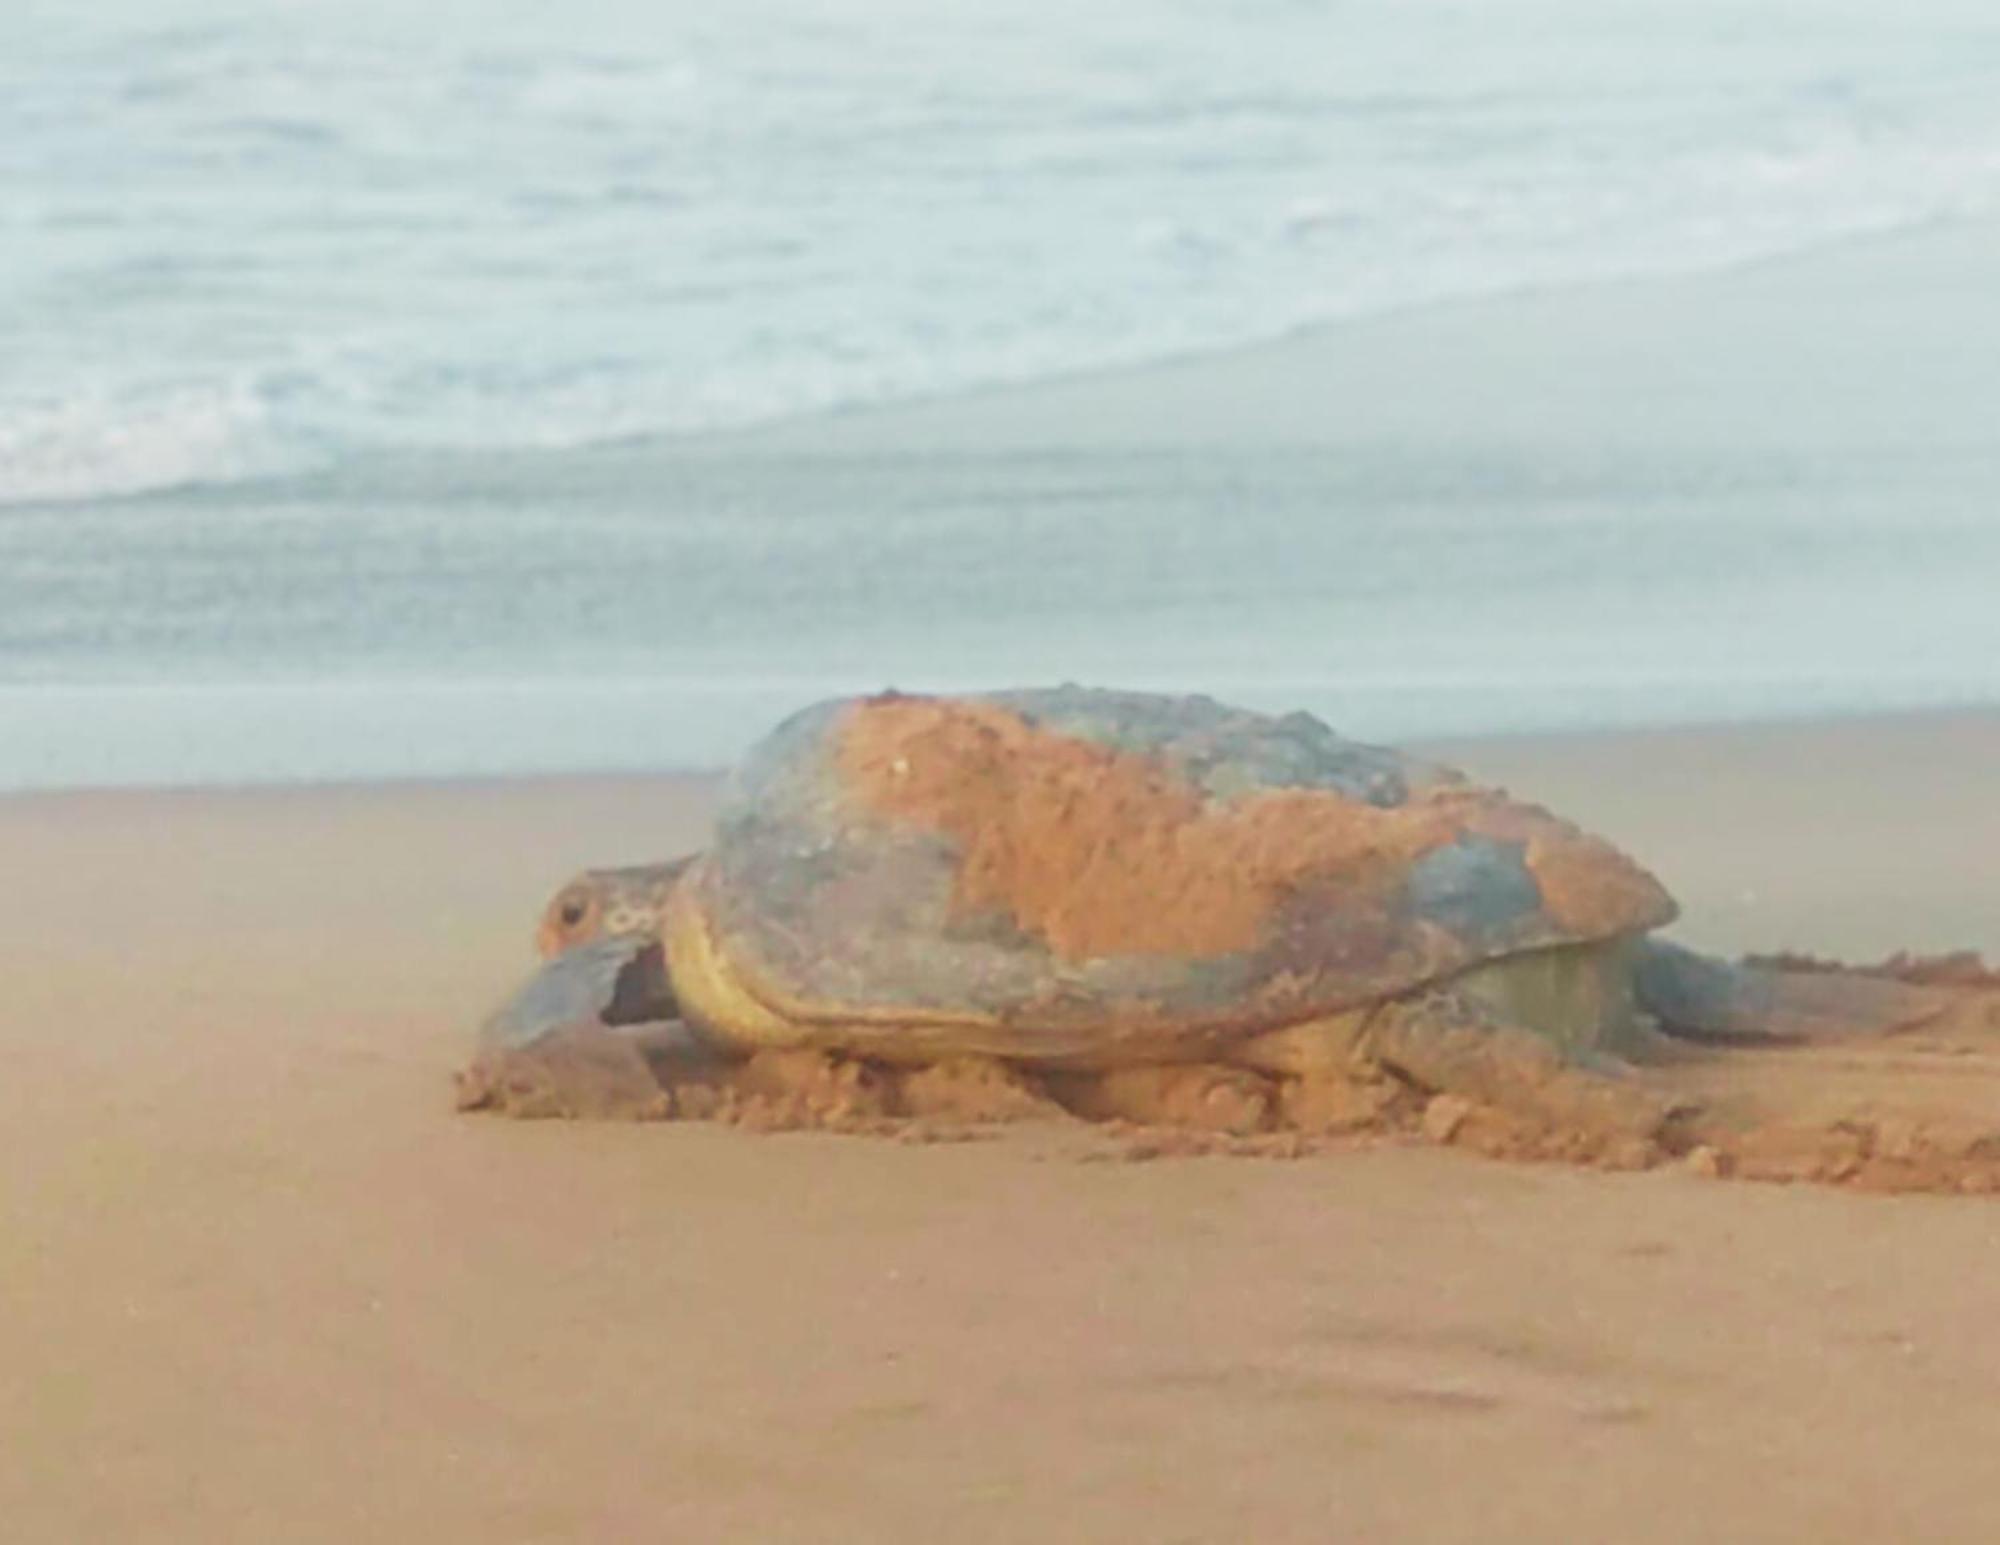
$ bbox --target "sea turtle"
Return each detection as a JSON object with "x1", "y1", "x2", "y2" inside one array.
[{"x1": 460, "y1": 687, "x2": 1999, "y2": 1183}]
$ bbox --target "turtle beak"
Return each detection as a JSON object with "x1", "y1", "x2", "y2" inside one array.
[{"x1": 477, "y1": 936, "x2": 679, "y2": 1052}]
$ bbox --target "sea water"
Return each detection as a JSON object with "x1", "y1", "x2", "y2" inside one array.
[{"x1": 4, "y1": 0, "x2": 2000, "y2": 787}]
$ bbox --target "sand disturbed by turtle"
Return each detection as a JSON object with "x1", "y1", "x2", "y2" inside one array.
[{"x1": 459, "y1": 687, "x2": 2000, "y2": 1190}]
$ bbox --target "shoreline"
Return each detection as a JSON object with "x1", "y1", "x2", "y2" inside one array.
[
  {"x1": 4, "y1": 693, "x2": 1997, "y2": 791},
  {"x1": 6, "y1": 691, "x2": 1996, "y2": 798},
  {"x1": 7, "y1": 706, "x2": 1992, "y2": 957}
]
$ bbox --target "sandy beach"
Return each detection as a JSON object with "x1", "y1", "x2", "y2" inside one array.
[{"x1": 5, "y1": 710, "x2": 1997, "y2": 1542}]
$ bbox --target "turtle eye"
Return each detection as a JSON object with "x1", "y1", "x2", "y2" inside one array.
[{"x1": 559, "y1": 899, "x2": 588, "y2": 927}]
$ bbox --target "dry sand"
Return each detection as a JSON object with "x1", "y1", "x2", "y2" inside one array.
[{"x1": 4, "y1": 711, "x2": 1998, "y2": 1541}]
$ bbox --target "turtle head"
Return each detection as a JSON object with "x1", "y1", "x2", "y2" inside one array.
[{"x1": 535, "y1": 856, "x2": 697, "y2": 959}]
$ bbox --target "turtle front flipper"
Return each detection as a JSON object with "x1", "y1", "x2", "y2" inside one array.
[
  {"x1": 458, "y1": 937, "x2": 697, "y2": 1120},
  {"x1": 479, "y1": 936, "x2": 679, "y2": 1051},
  {"x1": 456, "y1": 1023, "x2": 674, "y2": 1120},
  {"x1": 1634, "y1": 939, "x2": 1955, "y2": 1043}
]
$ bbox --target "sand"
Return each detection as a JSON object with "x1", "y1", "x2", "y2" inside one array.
[{"x1": 4, "y1": 710, "x2": 1998, "y2": 1541}]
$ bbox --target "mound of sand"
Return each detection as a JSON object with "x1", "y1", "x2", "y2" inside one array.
[{"x1": 458, "y1": 972, "x2": 2000, "y2": 1192}]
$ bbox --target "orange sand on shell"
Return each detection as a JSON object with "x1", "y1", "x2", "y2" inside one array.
[{"x1": 834, "y1": 695, "x2": 1671, "y2": 960}]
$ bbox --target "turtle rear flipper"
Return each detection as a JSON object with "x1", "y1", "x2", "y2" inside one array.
[
  {"x1": 1309, "y1": 979, "x2": 2000, "y2": 1190},
  {"x1": 1635, "y1": 939, "x2": 1954, "y2": 1043},
  {"x1": 1633, "y1": 943, "x2": 2000, "y2": 1187},
  {"x1": 1644, "y1": 1011, "x2": 2000, "y2": 1189}
]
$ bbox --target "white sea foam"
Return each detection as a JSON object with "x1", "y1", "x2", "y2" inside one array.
[
  {"x1": 7, "y1": 669, "x2": 1994, "y2": 793},
  {"x1": 0, "y1": 383, "x2": 285, "y2": 507}
]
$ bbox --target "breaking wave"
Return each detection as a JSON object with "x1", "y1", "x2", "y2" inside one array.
[{"x1": 7, "y1": 0, "x2": 2000, "y2": 505}]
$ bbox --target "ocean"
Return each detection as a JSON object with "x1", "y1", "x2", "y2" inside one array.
[{"x1": 4, "y1": 0, "x2": 1999, "y2": 788}]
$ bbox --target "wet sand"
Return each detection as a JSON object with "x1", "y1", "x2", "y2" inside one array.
[{"x1": 4, "y1": 710, "x2": 1998, "y2": 1541}]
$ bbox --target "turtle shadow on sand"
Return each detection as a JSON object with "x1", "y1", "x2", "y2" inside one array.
[{"x1": 457, "y1": 688, "x2": 2000, "y2": 1193}]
